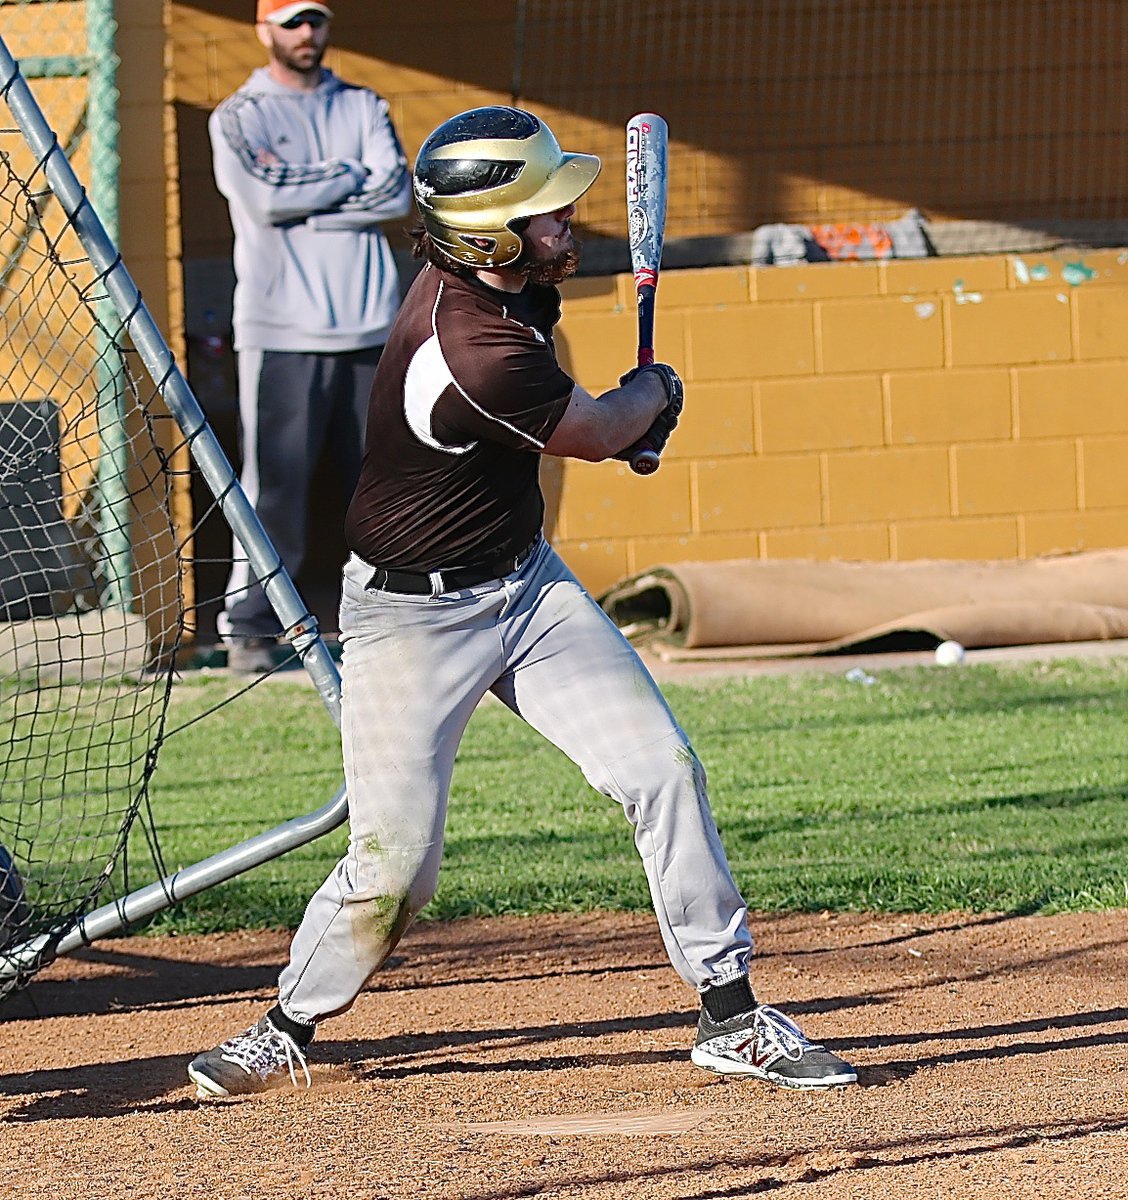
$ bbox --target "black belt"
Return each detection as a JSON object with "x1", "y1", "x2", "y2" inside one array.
[{"x1": 365, "y1": 536, "x2": 540, "y2": 596}]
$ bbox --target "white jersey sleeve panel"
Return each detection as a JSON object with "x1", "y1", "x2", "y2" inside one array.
[{"x1": 403, "y1": 335, "x2": 476, "y2": 455}]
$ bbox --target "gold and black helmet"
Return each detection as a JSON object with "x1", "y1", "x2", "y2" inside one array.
[{"x1": 412, "y1": 106, "x2": 601, "y2": 269}]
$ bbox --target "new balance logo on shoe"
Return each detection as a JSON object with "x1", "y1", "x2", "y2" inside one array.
[
  {"x1": 727, "y1": 1034, "x2": 777, "y2": 1072},
  {"x1": 691, "y1": 1003, "x2": 857, "y2": 1089}
]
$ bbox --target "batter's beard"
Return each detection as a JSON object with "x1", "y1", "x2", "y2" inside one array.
[{"x1": 519, "y1": 238, "x2": 582, "y2": 286}]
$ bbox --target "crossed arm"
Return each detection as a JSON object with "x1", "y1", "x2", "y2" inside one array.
[{"x1": 210, "y1": 93, "x2": 410, "y2": 229}]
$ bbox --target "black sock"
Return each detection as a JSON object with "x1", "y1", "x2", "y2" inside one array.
[
  {"x1": 701, "y1": 975, "x2": 757, "y2": 1022},
  {"x1": 267, "y1": 1003, "x2": 316, "y2": 1047}
]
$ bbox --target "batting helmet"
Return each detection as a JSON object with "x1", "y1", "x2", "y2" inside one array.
[{"x1": 412, "y1": 106, "x2": 601, "y2": 269}]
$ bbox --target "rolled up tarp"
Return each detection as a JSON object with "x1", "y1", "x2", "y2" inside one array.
[{"x1": 596, "y1": 550, "x2": 1128, "y2": 660}]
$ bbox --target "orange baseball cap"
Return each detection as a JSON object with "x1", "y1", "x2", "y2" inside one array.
[{"x1": 256, "y1": 1, "x2": 333, "y2": 23}]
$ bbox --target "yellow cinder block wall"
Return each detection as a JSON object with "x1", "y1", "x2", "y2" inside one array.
[
  {"x1": 163, "y1": 2, "x2": 1128, "y2": 604},
  {"x1": 0, "y1": 3, "x2": 189, "y2": 637},
  {"x1": 552, "y1": 250, "x2": 1128, "y2": 595},
  {"x1": 0, "y1": 1, "x2": 177, "y2": 343}
]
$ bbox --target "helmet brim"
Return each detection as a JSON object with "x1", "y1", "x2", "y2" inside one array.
[{"x1": 511, "y1": 152, "x2": 602, "y2": 221}]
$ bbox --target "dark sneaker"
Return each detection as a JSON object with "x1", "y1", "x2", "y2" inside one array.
[
  {"x1": 226, "y1": 637, "x2": 276, "y2": 674},
  {"x1": 691, "y1": 1003, "x2": 857, "y2": 1089},
  {"x1": 188, "y1": 1016, "x2": 311, "y2": 1098}
]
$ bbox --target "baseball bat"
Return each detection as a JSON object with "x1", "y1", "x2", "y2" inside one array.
[{"x1": 623, "y1": 112, "x2": 669, "y2": 476}]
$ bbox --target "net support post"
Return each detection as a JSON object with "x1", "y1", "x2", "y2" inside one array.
[{"x1": 86, "y1": 0, "x2": 134, "y2": 611}]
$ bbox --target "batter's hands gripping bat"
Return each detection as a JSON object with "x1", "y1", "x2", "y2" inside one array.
[{"x1": 623, "y1": 112, "x2": 670, "y2": 476}]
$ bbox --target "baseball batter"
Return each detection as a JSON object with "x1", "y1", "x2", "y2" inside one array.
[{"x1": 187, "y1": 106, "x2": 857, "y2": 1098}]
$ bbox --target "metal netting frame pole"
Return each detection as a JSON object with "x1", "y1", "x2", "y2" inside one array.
[{"x1": 0, "y1": 34, "x2": 350, "y2": 983}]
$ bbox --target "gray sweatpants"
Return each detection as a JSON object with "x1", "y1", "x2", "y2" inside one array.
[
  {"x1": 219, "y1": 346, "x2": 383, "y2": 641},
  {"x1": 277, "y1": 539, "x2": 752, "y2": 1025}
]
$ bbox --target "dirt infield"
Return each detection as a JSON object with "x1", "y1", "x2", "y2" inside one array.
[{"x1": 3, "y1": 910, "x2": 1126, "y2": 1199}]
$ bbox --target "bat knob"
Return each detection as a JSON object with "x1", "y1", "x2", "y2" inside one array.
[{"x1": 630, "y1": 448, "x2": 661, "y2": 476}]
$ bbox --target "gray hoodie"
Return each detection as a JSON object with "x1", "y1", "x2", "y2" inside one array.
[{"x1": 209, "y1": 67, "x2": 412, "y2": 353}]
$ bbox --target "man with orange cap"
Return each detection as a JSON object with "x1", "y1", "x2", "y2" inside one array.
[{"x1": 210, "y1": 3, "x2": 411, "y2": 671}]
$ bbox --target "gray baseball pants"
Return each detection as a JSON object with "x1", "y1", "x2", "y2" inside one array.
[
  {"x1": 277, "y1": 538, "x2": 752, "y2": 1025},
  {"x1": 219, "y1": 346, "x2": 382, "y2": 641}
]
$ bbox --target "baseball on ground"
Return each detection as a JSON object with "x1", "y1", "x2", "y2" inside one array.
[{"x1": 934, "y1": 640, "x2": 966, "y2": 666}]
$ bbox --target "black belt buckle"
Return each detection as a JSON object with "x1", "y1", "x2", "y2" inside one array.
[{"x1": 501, "y1": 535, "x2": 538, "y2": 576}]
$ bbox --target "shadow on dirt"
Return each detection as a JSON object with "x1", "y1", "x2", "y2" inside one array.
[
  {"x1": 796, "y1": 930, "x2": 1128, "y2": 1022},
  {"x1": 857, "y1": 1005, "x2": 1128, "y2": 1085},
  {"x1": 17, "y1": 908, "x2": 1101, "y2": 1024},
  {"x1": 0, "y1": 949, "x2": 285, "y2": 1021},
  {"x1": 3, "y1": 1002, "x2": 1125, "y2": 1123},
  {"x1": 334, "y1": 1007, "x2": 699, "y2": 1080},
  {"x1": 780, "y1": 910, "x2": 1017, "y2": 957},
  {"x1": 2, "y1": 943, "x2": 671, "y2": 1020},
  {"x1": 325, "y1": 1003, "x2": 1128, "y2": 1091},
  {"x1": 0, "y1": 1053, "x2": 196, "y2": 1122}
]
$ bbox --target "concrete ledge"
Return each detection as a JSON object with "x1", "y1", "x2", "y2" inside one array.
[
  {"x1": 578, "y1": 221, "x2": 1128, "y2": 276},
  {"x1": 183, "y1": 220, "x2": 1128, "y2": 312},
  {"x1": 0, "y1": 611, "x2": 151, "y2": 683}
]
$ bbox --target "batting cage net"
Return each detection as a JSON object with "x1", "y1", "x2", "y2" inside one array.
[
  {"x1": 513, "y1": 0, "x2": 1128, "y2": 262},
  {"x1": 0, "y1": 6, "x2": 347, "y2": 1003},
  {"x1": 0, "y1": 123, "x2": 185, "y2": 994}
]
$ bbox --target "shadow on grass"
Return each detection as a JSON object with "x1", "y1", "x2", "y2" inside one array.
[{"x1": 713, "y1": 782, "x2": 1128, "y2": 851}]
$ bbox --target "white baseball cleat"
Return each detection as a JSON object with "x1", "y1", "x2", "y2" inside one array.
[
  {"x1": 691, "y1": 1003, "x2": 857, "y2": 1089},
  {"x1": 188, "y1": 1015, "x2": 311, "y2": 1099}
]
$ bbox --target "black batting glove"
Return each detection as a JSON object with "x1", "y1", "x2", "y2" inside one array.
[
  {"x1": 611, "y1": 409, "x2": 678, "y2": 463},
  {"x1": 618, "y1": 362, "x2": 684, "y2": 419},
  {"x1": 612, "y1": 382, "x2": 683, "y2": 462}
]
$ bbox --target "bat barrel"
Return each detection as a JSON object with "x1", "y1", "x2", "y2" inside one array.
[{"x1": 626, "y1": 113, "x2": 669, "y2": 477}]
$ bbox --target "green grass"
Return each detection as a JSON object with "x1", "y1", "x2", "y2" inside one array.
[{"x1": 128, "y1": 657, "x2": 1128, "y2": 933}]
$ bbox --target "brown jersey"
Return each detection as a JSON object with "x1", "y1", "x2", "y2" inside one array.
[{"x1": 345, "y1": 264, "x2": 575, "y2": 571}]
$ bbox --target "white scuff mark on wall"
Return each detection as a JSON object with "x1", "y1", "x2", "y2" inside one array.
[
  {"x1": 1061, "y1": 261, "x2": 1097, "y2": 286},
  {"x1": 914, "y1": 301, "x2": 935, "y2": 319},
  {"x1": 952, "y1": 279, "x2": 983, "y2": 305}
]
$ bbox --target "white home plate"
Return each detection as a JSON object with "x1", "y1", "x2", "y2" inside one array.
[{"x1": 463, "y1": 1109, "x2": 709, "y2": 1136}]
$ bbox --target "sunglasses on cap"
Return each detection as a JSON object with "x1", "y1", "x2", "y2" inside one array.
[{"x1": 279, "y1": 10, "x2": 328, "y2": 29}]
